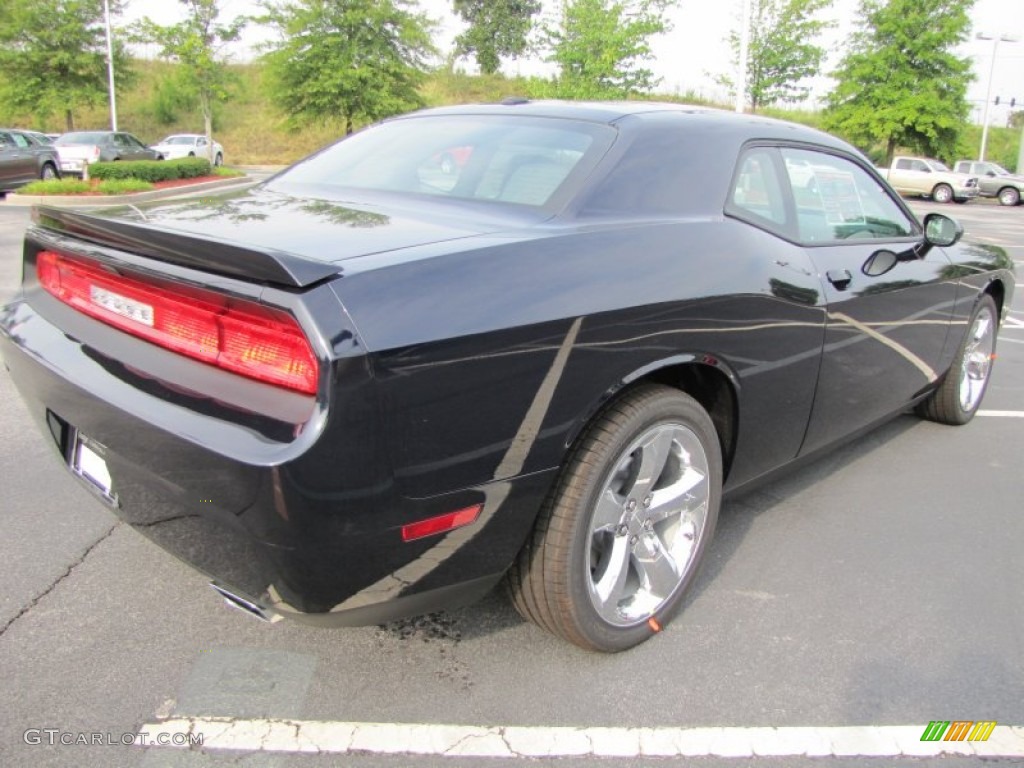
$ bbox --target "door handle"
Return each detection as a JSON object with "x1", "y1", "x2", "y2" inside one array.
[{"x1": 827, "y1": 269, "x2": 853, "y2": 290}]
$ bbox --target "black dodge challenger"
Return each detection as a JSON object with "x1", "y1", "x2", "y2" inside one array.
[{"x1": 0, "y1": 101, "x2": 1014, "y2": 651}]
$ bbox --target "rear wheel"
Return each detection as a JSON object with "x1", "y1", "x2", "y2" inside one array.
[
  {"x1": 917, "y1": 294, "x2": 998, "y2": 425},
  {"x1": 507, "y1": 385, "x2": 721, "y2": 652},
  {"x1": 998, "y1": 187, "x2": 1020, "y2": 206},
  {"x1": 932, "y1": 183, "x2": 954, "y2": 204},
  {"x1": 214, "y1": 153, "x2": 223, "y2": 167}
]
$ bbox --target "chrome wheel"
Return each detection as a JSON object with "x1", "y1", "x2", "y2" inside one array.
[
  {"x1": 932, "y1": 184, "x2": 953, "y2": 204},
  {"x1": 998, "y1": 187, "x2": 1020, "y2": 206},
  {"x1": 959, "y1": 304, "x2": 996, "y2": 413},
  {"x1": 507, "y1": 385, "x2": 721, "y2": 651},
  {"x1": 585, "y1": 422, "x2": 710, "y2": 627},
  {"x1": 917, "y1": 294, "x2": 999, "y2": 426}
]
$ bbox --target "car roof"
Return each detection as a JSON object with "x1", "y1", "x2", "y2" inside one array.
[{"x1": 394, "y1": 100, "x2": 855, "y2": 155}]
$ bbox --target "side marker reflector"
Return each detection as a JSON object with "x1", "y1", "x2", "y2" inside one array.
[{"x1": 401, "y1": 504, "x2": 483, "y2": 542}]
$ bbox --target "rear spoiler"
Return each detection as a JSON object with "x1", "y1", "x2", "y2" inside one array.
[{"x1": 32, "y1": 205, "x2": 340, "y2": 289}]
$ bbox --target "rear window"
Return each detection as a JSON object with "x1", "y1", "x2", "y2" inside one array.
[
  {"x1": 55, "y1": 132, "x2": 109, "y2": 145},
  {"x1": 270, "y1": 115, "x2": 615, "y2": 208}
]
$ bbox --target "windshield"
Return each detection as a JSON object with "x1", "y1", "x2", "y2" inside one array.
[
  {"x1": 162, "y1": 136, "x2": 197, "y2": 145},
  {"x1": 55, "y1": 132, "x2": 109, "y2": 145},
  {"x1": 270, "y1": 115, "x2": 615, "y2": 208},
  {"x1": 989, "y1": 164, "x2": 1011, "y2": 175}
]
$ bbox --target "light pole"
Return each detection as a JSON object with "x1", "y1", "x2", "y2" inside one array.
[
  {"x1": 104, "y1": 0, "x2": 117, "y2": 131},
  {"x1": 736, "y1": 0, "x2": 751, "y2": 113},
  {"x1": 976, "y1": 32, "x2": 1018, "y2": 162}
]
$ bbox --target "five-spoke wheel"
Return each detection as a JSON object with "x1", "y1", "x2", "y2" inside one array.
[
  {"x1": 508, "y1": 385, "x2": 721, "y2": 652},
  {"x1": 918, "y1": 295, "x2": 998, "y2": 425}
]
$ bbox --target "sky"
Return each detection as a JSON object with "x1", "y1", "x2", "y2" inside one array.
[{"x1": 123, "y1": 0, "x2": 1024, "y2": 126}]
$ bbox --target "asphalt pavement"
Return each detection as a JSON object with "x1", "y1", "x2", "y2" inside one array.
[{"x1": 0, "y1": 199, "x2": 1021, "y2": 767}]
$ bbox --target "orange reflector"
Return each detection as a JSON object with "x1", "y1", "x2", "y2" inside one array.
[
  {"x1": 401, "y1": 504, "x2": 483, "y2": 542},
  {"x1": 648, "y1": 616, "x2": 662, "y2": 633},
  {"x1": 36, "y1": 250, "x2": 318, "y2": 394}
]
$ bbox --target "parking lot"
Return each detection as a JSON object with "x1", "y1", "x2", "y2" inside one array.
[{"x1": 0, "y1": 199, "x2": 1021, "y2": 767}]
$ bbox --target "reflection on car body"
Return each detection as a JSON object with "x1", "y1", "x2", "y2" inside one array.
[{"x1": 0, "y1": 102, "x2": 1014, "y2": 651}]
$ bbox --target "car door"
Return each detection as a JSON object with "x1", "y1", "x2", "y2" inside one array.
[
  {"x1": 781, "y1": 147, "x2": 957, "y2": 454},
  {"x1": 0, "y1": 132, "x2": 17, "y2": 187},
  {"x1": 2, "y1": 131, "x2": 35, "y2": 184}
]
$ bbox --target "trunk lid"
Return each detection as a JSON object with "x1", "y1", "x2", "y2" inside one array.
[{"x1": 33, "y1": 186, "x2": 523, "y2": 288}]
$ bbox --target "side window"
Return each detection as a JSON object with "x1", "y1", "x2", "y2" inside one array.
[
  {"x1": 910, "y1": 160, "x2": 929, "y2": 172},
  {"x1": 11, "y1": 133, "x2": 30, "y2": 148},
  {"x1": 894, "y1": 159, "x2": 911, "y2": 170},
  {"x1": 728, "y1": 148, "x2": 788, "y2": 231},
  {"x1": 0, "y1": 132, "x2": 11, "y2": 149},
  {"x1": 782, "y1": 148, "x2": 917, "y2": 243}
]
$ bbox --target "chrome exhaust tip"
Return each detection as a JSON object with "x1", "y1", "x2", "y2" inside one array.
[{"x1": 209, "y1": 583, "x2": 280, "y2": 623}]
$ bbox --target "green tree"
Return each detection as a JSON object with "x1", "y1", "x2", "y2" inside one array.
[
  {"x1": 0, "y1": 0, "x2": 132, "y2": 131},
  {"x1": 452, "y1": 0, "x2": 541, "y2": 75},
  {"x1": 133, "y1": 0, "x2": 245, "y2": 160},
  {"x1": 541, "y1": 0, "x2": 672, "y2": 98},
  {"x1": 721, "y1": 0, "x2": 833, "y2": 112},
  {"x1": 260, "y1": 0, "x2": 435, "y2": 135},
  {"x1": 823, "y1": 0, "x2": 975, "y2": 166}
]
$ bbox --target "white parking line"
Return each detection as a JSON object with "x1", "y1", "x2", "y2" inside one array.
[
  {"x1": 138, "y1": 718, "x2": 1024, "y2": 759},
  {"x1": 977, "y1": 410, "x2": 1024, "y2": 418}
]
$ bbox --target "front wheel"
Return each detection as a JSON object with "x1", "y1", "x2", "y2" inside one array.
[
  {"x1": 998, "y1": 187, "x2": 1020, "y2": 206},
  {"x1": 932, "y1": 183, "x2": 954, "y2": 204},
  {"x1": 507, "y1": 385, "x2": 722, "y2": 652},
  {"x1": 917, "y1": 295, "x2": 998, "y2": 425},
  {"x1": 40, "y1": 163, "x2": 58, "y2": 180},
  {"x1": 214, "y1": 153, "x2": 223, "y2": 167}
]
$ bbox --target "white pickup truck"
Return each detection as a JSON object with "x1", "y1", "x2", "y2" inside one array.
[
  {"x1": 878, "y1": 156, "x2": 979, "y2": 204},
  {"x1": 953, "y1": 160, "x2": 1024, "y2": 206}
]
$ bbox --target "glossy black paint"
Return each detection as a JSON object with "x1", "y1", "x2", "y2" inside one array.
[{"x1": 0, "y1": 102, "x2": 1015, "y2": 625}]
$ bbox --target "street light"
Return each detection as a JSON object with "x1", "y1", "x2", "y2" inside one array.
[
  {"x1": 736, "y1": 0, "x2": 750, "y2": 113},
  {"x1": 976, "y1": 32, "x2": 1018, "y2": 162},
  {"x1": 104, "y1": 0, "x2": 117, "y2": 131}
]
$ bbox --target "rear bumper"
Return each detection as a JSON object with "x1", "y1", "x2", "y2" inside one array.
[{"x1": 1, "y1": 291, "x2": 549, "y2": 626}]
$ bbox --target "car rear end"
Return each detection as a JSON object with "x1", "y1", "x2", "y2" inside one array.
[
  {"x1": 0, "y1": 205, "x2": 493, "y2": 625},
  {"x1": 54, "y1": 143, "x2": 102, "y2": 177}
]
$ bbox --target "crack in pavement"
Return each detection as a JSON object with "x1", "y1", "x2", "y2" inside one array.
[{"x1": 0, "y1": 522, "x2": 119, "y2": 637}]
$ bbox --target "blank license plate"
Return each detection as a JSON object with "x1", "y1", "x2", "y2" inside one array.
[{"x1": 72, "y1": 434, "x2": 116, "y2": 502}]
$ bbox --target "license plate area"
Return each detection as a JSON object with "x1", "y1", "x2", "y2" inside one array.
[{"x1": 70, "y1": 431, "x2": 118, "y2": 506}]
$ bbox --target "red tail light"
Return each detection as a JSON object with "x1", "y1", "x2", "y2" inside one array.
[{"x1": 37, "y1": 250, "x2": 319, "y2": 394}]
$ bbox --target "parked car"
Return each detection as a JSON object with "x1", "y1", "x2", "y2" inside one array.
[
  {"x1": 954, "y1": 160, "x2": 1024, "y2": 206},
  {"x1": 0, "y1": 103, "x2": 1014, "y2": 651},
  {"x1": 878, "y1": 156, "x2": 979, "y2": 203},
  {"x1": 0, "y1": 128, "x2": 61, "y2": 192},
  {"x1": 54, "y1": 131, "x2": 163, "y2": 176},
  {"x1": 150, "y1": 133, "x2": 224, "y2": 166}
]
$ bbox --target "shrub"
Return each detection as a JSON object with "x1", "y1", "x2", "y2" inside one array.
[
  {"x1": 97, "y1": 179, "x2": 154, "y2": 194},
  {"x1": 89, "y1": 157, "x2": 212, "y2": 182},
  {"x1": 17, "y1": 179, "x2": 93, "y2": 195},
  {"x1": 212, "y1": 165, "x2": 244, "y2": 177}
]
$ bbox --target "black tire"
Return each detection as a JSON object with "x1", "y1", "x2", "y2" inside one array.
[
  {"x1": 932, "y1": 183, "x2": 954, "y2": 204},
  {"x1": 507, "y1": 384, "x2": 722, "y2": 652},
  {"x1": 998, "y1": 187, "x2": 1020, "y2": 206},
  {"x1": 40, "y1": 163, "x2": 58, "y2": 181},
  {"x1": 214, "y1": 153, "x2": 223, "y2": 167},
  {"x1": 917, "y1": 294, "x2": 998, "y2": 425}
]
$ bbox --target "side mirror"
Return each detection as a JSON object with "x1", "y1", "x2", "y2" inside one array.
[{"x1": 923, "y1": 212, "x2": 963, "y2": 247}]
